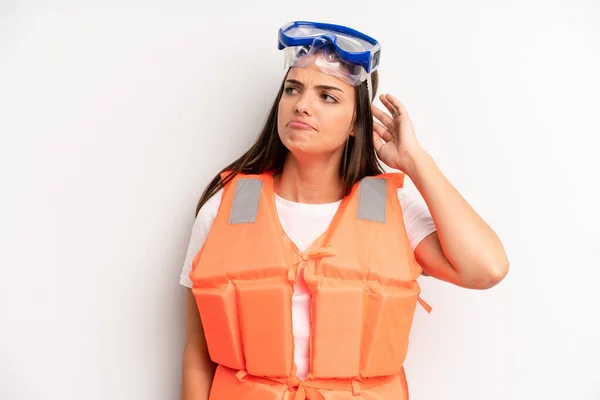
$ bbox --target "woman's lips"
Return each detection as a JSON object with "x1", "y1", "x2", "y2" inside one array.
[{"x1": 288, "y1": 121, "x2": 315, "y2": 130}]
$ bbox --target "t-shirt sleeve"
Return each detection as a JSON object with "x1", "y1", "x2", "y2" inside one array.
[
  {"x1": 179, "y1": 188, "x2": 224, "y2": 288},
  {"x1": 397, "y1": 188, "x2": 437, "y2": 251}
]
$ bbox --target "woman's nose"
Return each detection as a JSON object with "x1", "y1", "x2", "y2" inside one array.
[{"x1": 294, "y1": 93, "x2": 313, "y2": 115}]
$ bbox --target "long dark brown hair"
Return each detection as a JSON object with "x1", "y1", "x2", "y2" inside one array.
[{"x1": 195, "y1": 68, "x2": 382, "y2": 217}]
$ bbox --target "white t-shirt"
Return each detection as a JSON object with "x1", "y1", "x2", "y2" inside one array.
[{"x1": 179, "y1": 187, "x2": 436, "y2": 381}]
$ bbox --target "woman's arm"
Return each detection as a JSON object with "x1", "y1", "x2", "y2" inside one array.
[
  {"x1": 407, "y1": 149, "x2": 509, "y2": 289},
  {"x1": 371, "y1": 94, "x2": 509, "y2": 289},
  {"x1": 180, "y1": 288, "x2": 216, "y2": 400}
]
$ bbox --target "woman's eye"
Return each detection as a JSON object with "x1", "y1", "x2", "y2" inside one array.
[
  {"x1": 321, "y1": 93, "x2": 337, "y2": 103},
  {"x1": 284, "y1": 87, "x2": 336, "y2": 103}
]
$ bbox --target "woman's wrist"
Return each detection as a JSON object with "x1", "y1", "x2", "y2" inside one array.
[{"x1": 399, "y1": 147, "x2": 431, "y2": 178}]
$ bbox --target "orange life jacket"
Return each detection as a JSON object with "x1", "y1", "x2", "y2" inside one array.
[{"x1": 190, "y1": 171, "x2": 431, "y2": 399}]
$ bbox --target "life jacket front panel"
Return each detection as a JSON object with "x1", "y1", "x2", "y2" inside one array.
[
  {"x1": 191, "y1": 174, "x2": 297, "y2": 377},
  {"x1": 303, "y1": 174, "x2": 423, "y2": 379},
  {"x1": 190, "y1": 172, "x2": 426, "y2": 398}
]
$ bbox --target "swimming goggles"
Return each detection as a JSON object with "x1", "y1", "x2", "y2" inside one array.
[{"x1": 278, "y1": 21, "x2": 381, "y2": 99}]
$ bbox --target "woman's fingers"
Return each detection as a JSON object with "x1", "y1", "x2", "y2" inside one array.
[
  {"x1": 383, "y1": 94, "x2": 408, "y2": 119},
  {"x1": 371, "y1": 104, "x2": 394, "y2": 130},
  {"x1": 373, "y1": 119, "x2": 394, "y2": 142},
  {"x1": 380, "y1": 94, "x2": 400, "y2": 118}
]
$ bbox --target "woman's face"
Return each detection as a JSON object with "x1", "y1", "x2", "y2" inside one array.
[{"x1": 277, "y1": 62, "x2": 356, "y2": 158}]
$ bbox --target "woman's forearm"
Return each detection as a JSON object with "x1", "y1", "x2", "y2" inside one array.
[
  {"x1": 180, "y1": 353, "x2": 216, "y2": 400},
  {"x1": 405, "y1": 149, "x2": 509, "y2": 287}
]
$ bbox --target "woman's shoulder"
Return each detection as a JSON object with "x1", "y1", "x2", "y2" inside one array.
[
  {"x1": 195, "y1": 187, "x2": 224, "y2": 225},
  {"x1": 180, "y1": 188, "x2": 225, "y2": 288},
  {"x1": 395, "y1": 187, "x2": 436, "y2": 250},
  {"x1": 396, "y1": 186, "x2": 428, "y2": 215}
]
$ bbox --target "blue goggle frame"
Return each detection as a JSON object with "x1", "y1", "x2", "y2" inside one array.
[{"x1": 278, "y1": 21, "x2": 381, "y2": 74}]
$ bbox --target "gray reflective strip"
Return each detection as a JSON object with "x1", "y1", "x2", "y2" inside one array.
[
  {"x1": 228, "y1": 178, "x2": 263, "y2": 224},
  {"x1": 357, "y1": 177, "x2": 387, "y2": 223}
]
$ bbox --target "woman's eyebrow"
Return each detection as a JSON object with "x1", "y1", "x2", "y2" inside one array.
[{"x1": 285, "y1": 79, "x2": 344, "y2": 93}]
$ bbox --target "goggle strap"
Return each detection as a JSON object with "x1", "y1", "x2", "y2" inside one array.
[{"x1": 367, "y1": 74, "x2": 373, "y2": 103}]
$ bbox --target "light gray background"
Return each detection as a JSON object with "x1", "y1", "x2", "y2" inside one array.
[{"x1": 1, "y1": 1, "x2": 599, "y2": 399}]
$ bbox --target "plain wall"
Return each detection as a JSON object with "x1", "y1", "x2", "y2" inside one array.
[{"x1": 1, "y1": 1, "x2": 599, "y2": 399}]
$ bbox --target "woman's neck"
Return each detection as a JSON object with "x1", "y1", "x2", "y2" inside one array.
[{"x1": 274, "y1": 153, "x2": 344, "y2": 204}]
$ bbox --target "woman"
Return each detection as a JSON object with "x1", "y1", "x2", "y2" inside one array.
[{"x1": 179, "y1": 21, "x2": 509, "y2": 400}]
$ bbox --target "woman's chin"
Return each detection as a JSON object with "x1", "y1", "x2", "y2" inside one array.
[{"x1": 282, "y1": 131, "x2": 315, "y2": 152}]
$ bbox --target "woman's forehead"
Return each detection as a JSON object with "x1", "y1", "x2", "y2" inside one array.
[{"x1": 287, "y1": 64, "x2": 352, "y2": 89}]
